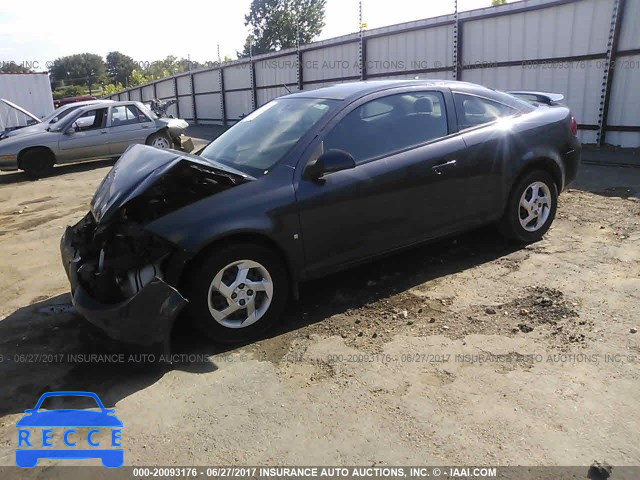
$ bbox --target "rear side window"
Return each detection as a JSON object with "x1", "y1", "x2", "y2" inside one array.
[
  {"x1": 111, "y1": 105, "x2": 147, "y2": 126},
  {"x1": 324, "y1": 91, "x2": 448, "y2": 164},
  {"x1": 453, "y1": 93, "x2": 519, "y2": 130}
]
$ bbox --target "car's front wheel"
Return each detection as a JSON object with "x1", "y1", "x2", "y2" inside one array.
[
  {"x1": 185, "y1": 243, "x2": 288, "y2": 343},
  {"x1": 499, "y1": 170, "x2": 558, "y2": 243},
  {"x1": 146, "y1": 132, "x2": 172, "y2": 149},
  {"x1": 20, "y1": 147, "x2": 54, "y2": 178}
]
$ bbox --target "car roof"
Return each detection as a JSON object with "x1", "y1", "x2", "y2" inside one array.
[
  {"x1": 73, "y1": 99, "x2": 144, "y2": 113},
  {"x1": 286, "y1": 79, "x2": 491, "y2": 101},
  {"x1": 58, "y1": 99, "x2": 113, "y2": 110}
]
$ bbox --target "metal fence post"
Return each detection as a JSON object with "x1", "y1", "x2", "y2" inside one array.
[
  {"x1": 250, "y1": 60, "x2": 257, "y2": 111},
  {"x1": 190, "y1": 72, "x2": 198, "y2": 124},
  {"x1": 220, "y1": 68, "x2": 227, "y2": 127},
  {"x1": 173, "y1": 76, "x2": 180, "y2": 118},
  {"x1": 453, "y1": 0, "x2": 462, "y2": 80},
  {"x1": 297, "y1": 49, "x2": 304, "y2": 91},
  {"x1": 597, "y1": 0, "x2": 626, "y2": 146},
  {"x1": 359, "y1": 1, "x2": 367, "y2": 80}
]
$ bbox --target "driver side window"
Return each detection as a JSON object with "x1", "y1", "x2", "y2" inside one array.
[
  {"x1": 73, "y1": 108, "x2": 108, "y2": 132},
  {"x1": 323, "y1": 91, "x2": 448, "y2": 164}
]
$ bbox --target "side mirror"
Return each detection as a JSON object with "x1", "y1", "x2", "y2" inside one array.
[
  {"x1": 50, "y1": 117, "x2": 58, "y2": 124},
  {"x1": 64, "y1": 127, "x2": 76, "y2": 135},
  {"x1": 305, "y1": 149, "x2": 356, "y2": 180}
]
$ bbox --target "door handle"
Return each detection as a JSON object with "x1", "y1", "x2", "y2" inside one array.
[
  {"x1": 432, "y1": 159, "x2": 457, "y2": 175},
  {"x1": 100, "y1": 130, "x2": 108, "y2": 134},
  {"x1": 142, "y1": 125, "x2": 151, "y2": 129}
]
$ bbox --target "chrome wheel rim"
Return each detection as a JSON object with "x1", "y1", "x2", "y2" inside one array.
[
  {"x1": 519, "y1": 181, "x2": 552, "y2": 232},
  {"x1": 207, "y1": 259, "x2": 274, "y2": 329},
  {"x1": 152, "y1": 136, "x2": 171, "y2": 149}
]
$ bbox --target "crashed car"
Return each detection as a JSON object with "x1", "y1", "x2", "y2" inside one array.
[
  {"x1": 61, "y1": 80, "x2": 581, "y2": 346},
  {"x1": 0, "y1": 98, "x2": 114, "y2": 139},
  {"x1": 0, "y1": 100, "x2": 189, "y2": 177}
]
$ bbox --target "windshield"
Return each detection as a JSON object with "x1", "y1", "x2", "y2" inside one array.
[
  {"x1": 200, "y1": 97, "x2": 338, "y2": 176},
  {"x1": 41, "y1": 104, "x2": 85, "y2": 124}
]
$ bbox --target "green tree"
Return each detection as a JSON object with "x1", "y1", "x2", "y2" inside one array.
[
  {"x1": 240, "y1": 0, "x2": 326, "y2": 57},
  {"x1": 128, "y1": 69, "x2": 150, "y2": 87},
  {"x1": 141, "y1": 55, "x2": 192, "y2": 80},
  {"x1": 106, "y1": 51, "x2": 137, "y2": 86},
  {"x1": 49, "y1": 53, "x2": 106, "y2": 90},
  {"x1": 491, "y1": 0, "x2": 507, "y2": 5},
  {"x1": 102, "y1": 82, "x2": 124, "y2": 96}
]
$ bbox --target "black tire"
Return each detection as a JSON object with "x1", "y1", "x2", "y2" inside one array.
[
  {"x1": 146, "y1": 131, "x2": 172, "y2": 149},
  {"x1": 185, "y1": 243, "x2": 289, "y2": 343},
  {"x1": 499, "y1": 170, "x2": 558, "y2": 243},
  {"x1": 20, "y1": 148, "x2": 54, "y2": 178}
]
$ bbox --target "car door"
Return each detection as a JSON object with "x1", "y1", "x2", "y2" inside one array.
[
  {"x1": 56, "y1": 107, "x2": 110, "y2": 163},
  {"x1": 450, "y1": 92, "x2": 521, "y2": 222},
  {"x1": 108, "y1": 104, "x2": 155, "y2": 156},
  {"x1": 294, "y1": 89, "x2": 467, "y2": 278}
]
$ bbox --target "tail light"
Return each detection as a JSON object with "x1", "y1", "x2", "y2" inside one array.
[{"x1": 570, "y1": 116, "x2": 578, "y2": 136}]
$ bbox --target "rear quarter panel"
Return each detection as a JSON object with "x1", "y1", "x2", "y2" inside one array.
[{"x1": 502, "y1": 106, "x2": 574, "y2": 193}]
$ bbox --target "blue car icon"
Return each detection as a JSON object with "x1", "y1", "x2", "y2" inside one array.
[{"x1": 16, "y1": 391, "x2": 123, "y2": 468}]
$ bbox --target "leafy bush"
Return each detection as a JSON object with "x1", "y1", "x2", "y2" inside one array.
[{"x1": 53, "y1": 85, "x2": 87, "y2": 99}]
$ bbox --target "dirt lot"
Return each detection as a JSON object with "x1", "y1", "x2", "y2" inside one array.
[{"x1": 0, "y1": 143, "x2": 638, "y2": 470}]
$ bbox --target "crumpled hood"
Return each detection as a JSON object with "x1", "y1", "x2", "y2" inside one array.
[{"x1": 91, "y1": 144, "x2": 251, "y2": 224}]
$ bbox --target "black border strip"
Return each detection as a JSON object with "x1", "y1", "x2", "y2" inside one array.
[
  {"x1": 606, "y1": 125, "x2": 640, "y2": 132},
  {"x1": 194, "y1": 90, "x2": 222, "y2": 96},
  {"x1": 461, "y1": 52, "x2": 606, "y2": 70},
  {"x1": 303, "y1": 75, "x2": 361, "y2": 85},
  {"x1": 617, "y1": 48, "x2": 640, "y2": 57},
  {"x1": 579, "y1": 124, "x2": 640, "y2": 133},
  {"x1": 367, "y1": 66, "x2": 453, "y2": 78},
  {"x1": 223, "y1": 87, "x2": 253, "y2": 94}
]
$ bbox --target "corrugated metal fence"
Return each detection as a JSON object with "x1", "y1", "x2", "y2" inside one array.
[{"x1": 107, "y1": 0, "x2": 640, "y2": 147}]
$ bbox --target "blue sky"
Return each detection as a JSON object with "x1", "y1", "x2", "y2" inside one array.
[{"x1": 0, "y1": 0, "x2": 492, "y2": 70}]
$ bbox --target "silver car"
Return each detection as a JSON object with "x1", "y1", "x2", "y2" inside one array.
[
  {"x1": 0, "y1": 100, "x2": 189, "y2": 177},
  {"x1": 0, "y1": 98, "x2": 114, "y2": 140}
]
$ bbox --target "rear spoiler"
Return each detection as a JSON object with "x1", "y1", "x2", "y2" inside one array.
[{"x1": 507, "y1": 91, "x2": 565, "y2": 105}]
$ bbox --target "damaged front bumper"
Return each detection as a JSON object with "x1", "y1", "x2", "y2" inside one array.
[{"x1": 60, "y1": 215, "x2": 188, "y2": 346}]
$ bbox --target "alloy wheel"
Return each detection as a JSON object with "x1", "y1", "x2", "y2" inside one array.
[
  {"x1": 152, "y1": 136, "x2": 171, "y2": 149},
  {"x1": 206, "y1": 259, "x2": 274, "y2": 329},
  {"x1": 518, "y1": 181, "x2": 552, "y2": 232}
]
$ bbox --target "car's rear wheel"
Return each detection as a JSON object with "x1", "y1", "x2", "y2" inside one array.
[
  {"x1": 20, "y1": 148, "x2": 54, "y2": 178},
  {"x1": 146, "y1": 132, "x2": 172, "y2": 149},
  {"x1": 499, "y1": 170, "x2": 558, "y2": 243},
  {"x1": 185, "y1": 243, "x2": 288, "y2": 343}
]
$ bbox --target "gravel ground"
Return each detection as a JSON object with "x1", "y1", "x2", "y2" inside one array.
[{"x1": 0, "y1": 145, "x2": 638, "y2": 471}]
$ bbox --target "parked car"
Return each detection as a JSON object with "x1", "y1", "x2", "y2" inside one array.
[
  {"x1": 0, "y1": 100, "x2": 189, "y2": 177},
  {"x1": 0, "y1": 98, "x2": 114, "y2": 139},
  {"x1": 60, "y1": 80, "x2": 581, "y2": 346}
]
